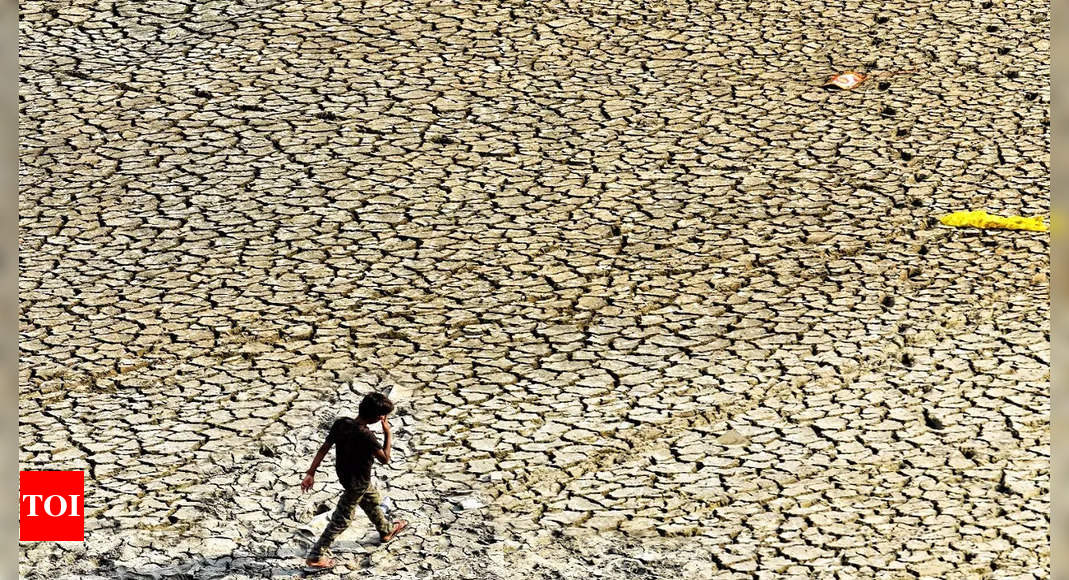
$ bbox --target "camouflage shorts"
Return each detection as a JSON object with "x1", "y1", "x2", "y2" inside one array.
[{"x1": 307, "y1": 484, "x2": 389, "y2": 559}]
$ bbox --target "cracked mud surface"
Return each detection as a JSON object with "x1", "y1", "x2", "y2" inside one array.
[{"x1": 19, "y1": 0, "x2": 1048, "y2": 577}]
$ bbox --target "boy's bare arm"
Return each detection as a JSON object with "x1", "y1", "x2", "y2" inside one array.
[
  {"x1": 301, "y1": 441, "x2": 332, "y2": 492},
  {"x1": 374, "y1": 417, "x2": 392, "y2": 464}
]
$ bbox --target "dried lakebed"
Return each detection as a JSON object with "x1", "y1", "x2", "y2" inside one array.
[{"x1": 19, "y1": 0, "x2": 1048, "y2": 577}]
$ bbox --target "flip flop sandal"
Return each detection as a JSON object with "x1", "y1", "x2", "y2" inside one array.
[
  {"x1": 304, "y1": 557, "x2": 336, "y2": 571},
  {"x1": 382, "y1": 519, "x2": 409, "y2": 543}
]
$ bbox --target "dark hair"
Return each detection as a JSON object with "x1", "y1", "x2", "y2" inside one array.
[{"x1": 358, "y1": 392, "x2": 394, "y2": 420}]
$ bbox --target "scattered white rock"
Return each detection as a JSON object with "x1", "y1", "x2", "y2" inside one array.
[
  {"x1": 455, "y1": 497, "x2": 486, "y2": 511},
  {"x1": 715, "y1": 429, "x2": 749, "y2": 446}
]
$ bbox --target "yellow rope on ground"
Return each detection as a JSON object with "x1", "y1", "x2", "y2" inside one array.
[{"x1": 939, "y1": 210, "x2": 1047, "y2": 232}]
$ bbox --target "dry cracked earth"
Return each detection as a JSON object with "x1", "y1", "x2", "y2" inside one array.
[{"x1": 18, "y1": 0, "x2": 1049, "y2": 578}]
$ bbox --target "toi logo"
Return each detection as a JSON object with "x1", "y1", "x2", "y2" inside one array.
[{"x1": 19, "y1": 471, "x2": 84, "y2": 541}]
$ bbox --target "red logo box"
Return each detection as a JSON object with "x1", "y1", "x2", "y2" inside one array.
[{"x1": 19, "y1": 471, "x2": 84, "y2": 541}]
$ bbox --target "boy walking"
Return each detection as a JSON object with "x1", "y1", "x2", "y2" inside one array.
[{"x1": 300, "y1": 392, "x2": 408, "y2": 569}]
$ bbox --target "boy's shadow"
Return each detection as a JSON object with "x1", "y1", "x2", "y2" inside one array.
[
  {"x1": 110, "y1": 521, "x2": 399, "y2": 578},
  {"x1": 110, "y1": 548, "x2": 362, "y2": 579},
  {"x1": 113, "y1": 556, "x2": 303, "y2": 579}
]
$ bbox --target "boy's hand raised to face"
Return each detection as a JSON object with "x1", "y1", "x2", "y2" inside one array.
[{"x1": 381, "y1": 416, "x2": 391, "y2": 434}]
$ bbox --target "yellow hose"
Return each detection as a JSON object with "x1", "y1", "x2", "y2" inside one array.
[{"x1": 939, "y1": 210, "x2": 1047, "y2": 232}]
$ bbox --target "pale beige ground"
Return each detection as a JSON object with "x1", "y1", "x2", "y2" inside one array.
[{"x1": 19, "y1": 0, "x2": 1048, "y2": 578}]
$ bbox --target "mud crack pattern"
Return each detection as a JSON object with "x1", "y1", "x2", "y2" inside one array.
[{"x1": 19, "y1": 0, "x2": 1048, "y2": 577}]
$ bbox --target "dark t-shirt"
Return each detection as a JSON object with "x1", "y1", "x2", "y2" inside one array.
[{"x1": 326, "y1": 418, "x2": 381, "y2": 490}]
